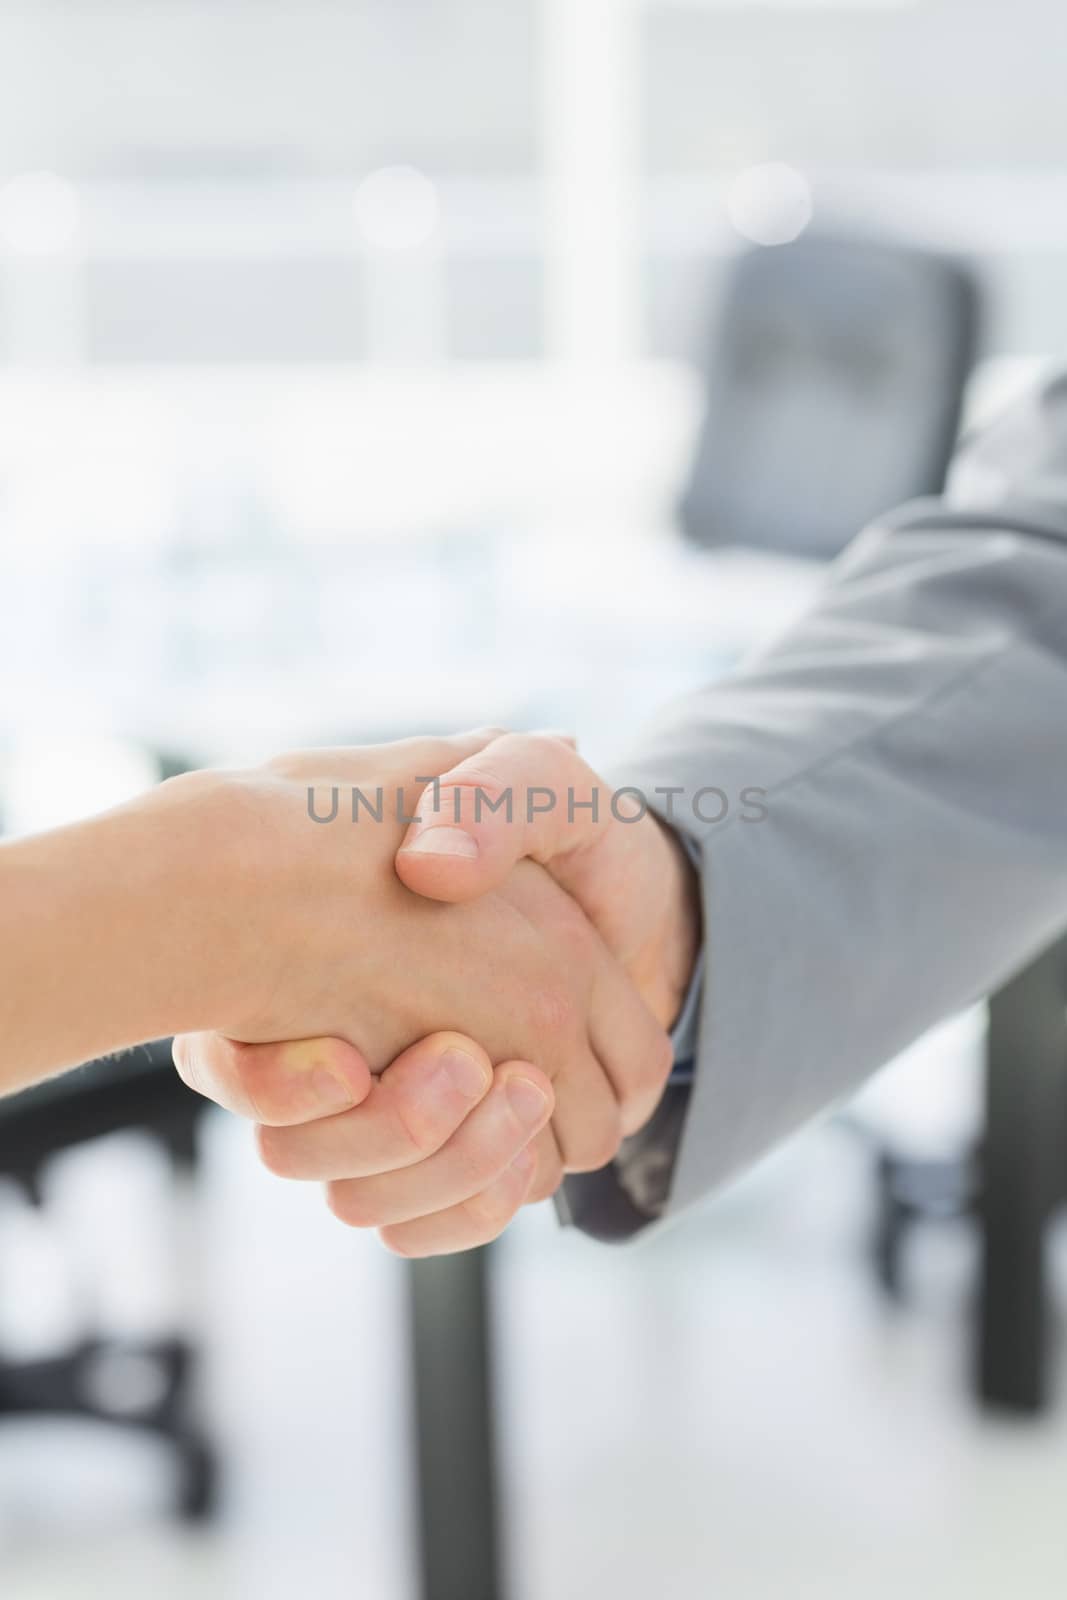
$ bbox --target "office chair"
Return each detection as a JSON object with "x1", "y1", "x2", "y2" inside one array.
[
  {"x1": 871, "y1": 937, "x2": 1067, "y2": 1414},
  {"x1": 674, "y1": 230, "x2": 1067, "y2": 1418},
  {"x1": 0, "y1": 1043, "x2": 218, "y2": 1518},
  {"x1": 679, "y1": 230, "x2": 982, "y2": 558},
  {"x1": 0, "y1": 741, "x2": 223, "y2": 1516}
]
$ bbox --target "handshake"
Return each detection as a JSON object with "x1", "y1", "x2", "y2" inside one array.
[{"x1": 162, "y1": 729, "x2": 702, "y2": 1256}]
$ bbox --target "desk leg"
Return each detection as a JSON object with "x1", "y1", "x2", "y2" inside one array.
[
  {"x1": 408, "y1": 1247, "x2": 502, "y2": 1600},
  {"x1": 978, "y1": 940, "x2": 1067, "y2": 1413}
]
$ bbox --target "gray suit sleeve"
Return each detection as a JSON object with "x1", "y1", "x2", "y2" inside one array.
[{"x1": 564, "y1": 371, "x2": 1067, "y2": 1240}]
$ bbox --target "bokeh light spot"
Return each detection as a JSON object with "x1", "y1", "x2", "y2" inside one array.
[{"x1": 727, "y1": 163, "x2": 813, "y2": 247}]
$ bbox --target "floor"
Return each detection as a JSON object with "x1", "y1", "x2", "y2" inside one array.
[{"x1": 1, "y1": 1053, "x2": 1066, "y2": 1600}]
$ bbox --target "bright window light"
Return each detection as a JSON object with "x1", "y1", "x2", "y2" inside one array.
[
  {"x1": 0, "y1": 172, "x2": 82, "y2": 256},
  {"x1": 353, "y1": 166, "x2": 442, "y2": 251},
  {"x1": 4, "y1": 736, "x2": 160, "y2": 835}
]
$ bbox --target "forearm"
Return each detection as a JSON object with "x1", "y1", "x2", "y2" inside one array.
[{"x1": 0, "y1": 777, "x2": 231, "y2": 1092}]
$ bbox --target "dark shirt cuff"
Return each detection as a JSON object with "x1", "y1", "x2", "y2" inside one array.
[{"x1": 557, "y1": 1076, "x2": 693, "y2": 1241}]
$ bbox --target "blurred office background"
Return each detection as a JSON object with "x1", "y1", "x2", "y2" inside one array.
[{"x1": 1, "y1": 2, "x2": 1067, "y2": 1597}]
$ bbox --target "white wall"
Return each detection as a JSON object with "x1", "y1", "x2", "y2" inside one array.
[{"x1": 0, "y1": 1, "x2": 538, "y2": 177}]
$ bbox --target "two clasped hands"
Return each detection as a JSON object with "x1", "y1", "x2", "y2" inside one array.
[
  {"x1": 0, "y1": 728, "x2": 699, "y2": 1257},
  {"x1": 175, "y1": 730, "x2": 701, "y2": 1255},
  {"x1": 8, "y1": 376, "x2": 1065, "y2": 1255}
]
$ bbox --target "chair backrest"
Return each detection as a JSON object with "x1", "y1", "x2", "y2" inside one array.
[{"x1": 678, "y1": 232, "x2": 982, "y2": 559}]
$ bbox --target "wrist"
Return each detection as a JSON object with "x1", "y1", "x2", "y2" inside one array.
[
  {"x1": 0, "y1": 792, "x2": 204, "y2": 1088},
  {"x1": 139, "y1": 768, "x2": 273, "y2": 1030}
]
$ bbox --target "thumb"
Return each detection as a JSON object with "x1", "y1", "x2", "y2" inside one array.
[{"x1": 395, "y1": 731, "x2": 632, "y2": 908}]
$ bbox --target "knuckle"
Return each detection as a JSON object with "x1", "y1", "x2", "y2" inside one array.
[
  {"x1": 435, "y1": 772, "x2": 507, "y2": 826},
  {"x1": 264, "y1": 747, "x2": 309, "y2": 778},
  {"x1": 450, "y1": 727, "x2": 511, "y2": 764},
  {"x1": 526, "y1": 731, "x2": 565, "y2": 762},
  {"x1": 527, "y1": 731, "x2": 588, "y2": 788}
]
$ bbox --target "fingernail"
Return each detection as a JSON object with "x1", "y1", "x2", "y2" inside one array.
[
  {"x1": 310, "y1": 1065, "x2": 358, "y2": 1113},
  {"x1": 403, "y1": 827, "x2": 479, "y2": 859},
  {"x1": 506, "y1": 1076, "x2": 550, "y2": 1130},
  {"x1": 441, "y1": 1047, "x2": 491, "y2": 1102}
]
